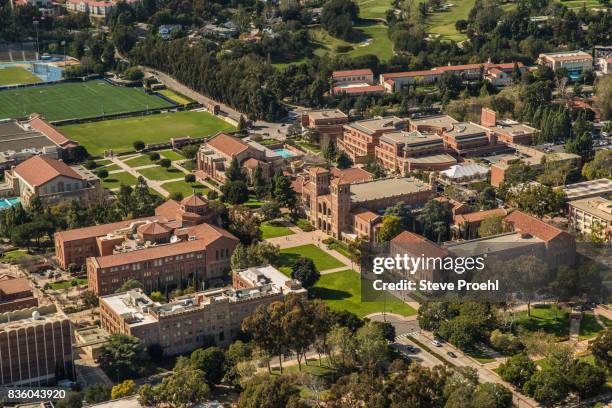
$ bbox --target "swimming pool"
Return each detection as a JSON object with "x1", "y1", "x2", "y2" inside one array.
[
  {"x1": 273, "y1": 148, "x2": 296, "y2": 158},
  {"x1": 0, "y1": 197, "x2": 21, "y2": 210}
]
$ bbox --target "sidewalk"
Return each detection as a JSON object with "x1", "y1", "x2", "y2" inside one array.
[{"x1": 107, "y1": 155, "x2": 187, "y2": 197}]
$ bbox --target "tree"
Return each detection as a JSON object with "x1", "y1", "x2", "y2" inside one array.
[
  {"x1": 582, "y1": 150, "x2": 612, "y2": 180},
  {"x1": 111, "y1": 379, "x2": 136, "y2": 399},
  {"x1": 181, "y1": 145, "x2": 199, "y2": 160},
  {"x1": 159, "y1": 158, "x2": 171, "y2": 168},
  {"x1": 489, "y1": 329, "x2": 522, "y2": 355},
  {"x1": 238, "y1": 115, "x2": 248, "y2": 135},
  {"x1": 324, "y1": 142, "x2": 337, "y2": 164},
  {"x1": 478, "y1": 216, "x2": 505, "y2": 237},
  {"x1": 291, "y1": 257, "x2": 320, "y2": 288},
  {"x1": 81, "y1": 290, "x2": 99, "y2": 308},
  {"x1": 149, "y1": 291, "x2": 165, "y2": 302},
  {"x1": 98, "y1": 334, "x2": 150, "y2": 381},
  {"x1": 226, "y1": 157, "x2": 245, "y2": 182},
  {"x1": 133, "y1": 140, "x2": 145, "y2": 151},
  {"x1": 455, "y1": 19, "x2": 468, "y2": 31},
  {"x1": 252, "y1": 166, "x2": 267, "y2": 198},
  {"x1": 115, "y1": 278, "x2": 142, "y2": 293},
  {"x1": 138, "y1": 367, "x2": 211, "y2": 408},
  {"x1": 273, "y1": 172, "x2": 297, "y2": 211},
  {"x1": 565, "y1": 132, "x2": 594, "y2": 162},
  {"x1": 320, "y1": 0, "x2": 359, "y2": 40},
  {"x1": 228, "y1": 206, "x2": 261, "y2": 244},
  {"x1": 594, "y1": 75, "x2": 612, "y2": 120},
  {"x1": 336, "y1": 151, "x2": 353, "y2": 169},
  {"x1": 184, "y1": 173, "x2": 196, "y2": 183},
  {"x1": 471, "y1": 383, "x2": 513, "y2": 408},
  {"x1": 222, "y1": 180, "x2": 249, "y2": 205},
  {"x1": 190, "y1": 347, "x2": 226, "y2": 386},
  {"x1": 497, "y1": 353, "x2": 536, "y2": 388},
  {"x1": 590, "y1": 330, "x2": 612, "y2": 371},
  {"x1": 96, "y1": 168, "x2": 109, "y2": 179},
  {"x1": 503, "y1": 255, "x2": 548, "y2": 316},
  {"x1": 260, "y1": 201, "x2": 281, "y2": 221},
  {"x1": 237, "y1": 375, "x2": 306, "y2": 408},
  {"x1": 149, "y1": 152, "x2": 160, "y2": 161},
  {"x1": 231, "y1": 243, "x2": 249, "y2": 270},
  {"x1": 566, "y1": 360, "x2": 606, "y2": 398},
  {"x1": 378, "y1": 215, "x2": 403, "y2": 242},
  {"x1": 523, "y1": 368, "x2": 569, "y2": 406},
  {"x1": 417, "y1": 199, "x2": 452, "y2": 242},
  {"x1": 124, "y1": 67, "x2": 144, "y2": 81},
  {"x1": 56, "y1": 392, "x2": 83, "y2": 408},
  {"x1": 83, "y1": 384, "x2": 111, "y2": 404}
]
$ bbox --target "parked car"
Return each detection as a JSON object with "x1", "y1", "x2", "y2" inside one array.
[
  {"x1": 447, "y1": 351, "x2": 457, "y2": 358},
  {"x1": 431, "y1": 339, "x2": 442, "y2": 347},
  {"x1": 405, "y1": 345, "x2": 416, "y2": 353}
]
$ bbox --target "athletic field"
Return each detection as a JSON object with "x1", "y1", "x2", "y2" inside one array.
[
  {"x1": 0, "y1": 66, "x2": 41, "y2": 86},
  {"x1": 60, "y1": 111, "x2": 235, "y2": 156},
  {"x1": 0, "y1": 80, "x2": 174, "y2": 121}
]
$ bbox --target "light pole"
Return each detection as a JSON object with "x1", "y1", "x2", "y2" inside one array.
[{"x1": 33, "y1": 19, "x2": 40, "y2": 58}]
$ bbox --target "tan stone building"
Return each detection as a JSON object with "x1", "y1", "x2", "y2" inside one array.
[
  {"x1": 568, "y1": 197, "x2": 612, "y2": 242},
  {"x1": 298, "y1": 167, "x2": 434, "y2": 241},
  {"x1": 100, "y1": 266, "x2": 306, "y2": 355},
  {"x1": 0, "y1": 305, "x2": 73, "y2": 385},
  {"x1": 3, "y1": 155, "x2": 102, "y2": 207}
]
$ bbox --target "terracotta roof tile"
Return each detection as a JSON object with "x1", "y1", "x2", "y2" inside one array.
[
  {"x1": 391, "y1": 231, "x2": 449, "y2": 258},
  {"x1": 28, "y1": 116, "x2": 76, "y2": 148},
  {"x1": 137, "y1": 221, "x2": 173, "y2": 235},
  {"x1": 55, "y1": 216, "x2": 167, "y2": 242},
  {"x1": 14, "y1": 156, "x2": 83, "y2": 187},
  {"x1": 504, "y1": 210, "x2": 568, "y2": 242},
  {"x1": 330, "y1": 167, "x2": 372, "y2": 183},
  {"x1": 181, "y1": 194, "x2": 207, "y2": 207},
  {"x1": 242, "y1": 158, "x2": 261, "y2": 169},
  {"x1": 351, "y1": 207, "x2": 380, "y2": 223},
  {"x1": 206, "y1": 133, "x2": 248, "y2": 157},
  {"x1": 155, "y1": 200, "x2": 180, "y2": 219},
  {"x1": 455, "y1": 208, "x2": 507, "y2": 225},
  {"x1": 332, "y1": 69, "x2": 373, "y2": 78}
]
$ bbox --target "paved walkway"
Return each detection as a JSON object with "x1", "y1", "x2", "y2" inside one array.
[{"x1": 106, "y1": 155, "x2": 187, "y2": 197}]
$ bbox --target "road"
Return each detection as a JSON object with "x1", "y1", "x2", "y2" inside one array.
[{"x1": 140, "y1": 67, "x2": 291, "y2": 139}]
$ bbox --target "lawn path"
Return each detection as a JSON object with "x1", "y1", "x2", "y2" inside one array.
[
  {"x1": 107, "y1": 155, "x2": 186, "y2": 196},
  {"x1": 265, "y1": 228, "x2": 355, "y2": 273}
]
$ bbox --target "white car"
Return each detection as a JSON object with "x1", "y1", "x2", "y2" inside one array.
[{"x1": 431, "y1": 339, "x2": 442, "y2": 347}]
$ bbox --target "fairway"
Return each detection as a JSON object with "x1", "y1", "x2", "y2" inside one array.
[
  {"x1": 0, "y1": 80, "x2": 173, "y2": 121},
  {"x1": 310, "y1": 23, "x2": 394, "y2": 62},
  {"x1": 427, "y1": 0, "x2": 475, "y2": 42},
  {"x1": 356, "y1": 0, "x2": 393, "y2": 20},
  {"x1": 0, "y1": 66, "x2": 41, "y2": 86},
  {"x1": 60, "y1": 111, "x2": 235, "y2": 156}
]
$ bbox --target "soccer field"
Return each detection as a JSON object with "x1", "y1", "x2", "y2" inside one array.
[
  {"x1": 0, "y1": 80, "x2": 174, "y2": 121},
  {"x1": 0, "y1": 67, "x2": 41, "y2": 86},
  {"x1": 60, "y1": 111, "x2": 236, "y2": 156}
]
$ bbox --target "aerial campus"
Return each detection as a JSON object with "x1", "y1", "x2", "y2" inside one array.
[{"x1": 0, "y1": 0, "x2": 611, "y2": 407}]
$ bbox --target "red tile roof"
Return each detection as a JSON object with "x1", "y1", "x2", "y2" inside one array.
[
  {"x1": 391, "y1": 231, "x2": 449, "y2": 258},
  {"x1": 181, "y1": 194, "x2": 207, "y2": 207},
  {"x1": 242, "y1": 158, "x2": 261, "y2": 169},
  {"x1": 333, "y1": 85, "x2": 385, "y2": 94},
  {"x1": 504, "y1": 210, "x2": 568, "y2": 242},
  {"x1": 28, "y1": 116, "x2": 77, "y2": 148},
  {"x1": 352, "y1": 207, "x2": 380, "y2": 223},
  {"x1": 206, "y1": 133, "x2": 248, "y2": 157},
  {"x1": 330, "y1": 167, "x2": 372, "y2": 183},
  {"x1": 14, "y1": 156, "x2": 83, "y2": 187},
  {"x1": 155, "y1": 200, "x2": 180, "y2": 219},
  {"x1": 137, "y1": 221, "x2": 173, "y2": 236},
  {"x1": 332, "y1": 69, "x2": 373, "y2": 78},
  {"x1": 55, "y1": 216, "x2": 166, "y2": 242},
  {"x1": 455, "y1": 208, "x2": 507, "y2": 225}
]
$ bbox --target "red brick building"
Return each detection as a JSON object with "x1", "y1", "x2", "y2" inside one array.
[
  {"x1": 0, "y1": 277, "x2": 38, "y2": 313},
  {"x1": 338, "y1": 117, "x2": 407, "y2": 164},
  {"x1": 301, "y1": 109, "x2": 349, "y2": 148}
]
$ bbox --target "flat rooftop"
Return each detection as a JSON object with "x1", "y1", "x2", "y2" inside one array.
[
  {"x1": 0, "y1": 305, "x2": 66, "y2": 330},
  {"x1": 406, "y1": 153, "x2": 457, "y2": 165},
  {"x1": 307, "y1": 109, "x2": 348, "y2": 120},
  {"x1": 445, "y1": 122, "x2": 489, "y2": 138},
  {"x1": 488, "y1": 119, "x2": 537, "y2": 136},
  {"x1": 444, "y1": 232, "x2": 544, "y2": 257},
  {"x1": 0, "y1": 120, "x2": 56, "y2": 154},
  {"x1": 347, "y1": 116, "x2": 406, "y2": 135},
  {"x1": 350, "y1": 177, "x2": 431, "y2": 203},
  {"x1": 380, "y1": 130, "x2": 443, "y2": 146},
  {"x1": 569, "y1": 196, "x2": 612, "y2": 221},
  {"x1": 100, "y1": 290, "x2": 158, "y2": 327},
  {"x1": 409, "y1": 115, "x2": 458, "y2": 131},
  {"x1": 563, "y1": 178, "x2": 612, "y2": 200}
]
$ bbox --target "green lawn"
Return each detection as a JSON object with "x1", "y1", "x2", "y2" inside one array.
[
  {"x1": 157, "y1": 89, "x2": 193, "y2": 105},
  {"x1": 0, "y1": 80, "x2": 173, "y2": 121},
  {"x1": 123, "y1": 154, "x2": 157, "y2": 168},
  {"x1": 311, "y1": 270, "x2": 417, "y2": 318},
  {"x1": 426, "y1": 0, "x2": 475, "y2": 42},
  {"x1": 599, "y1": 315, "x2": 612, "y2": 327},
  {"x1": 139, "y1": 166, "x2": 184, "y2": 181},
  {"x1": 161, "y1": 180, "x2": 209, "y2": 198},
  {"x1": 356, "y1": 0, "x2": 393, "y2": 19},
  {"x1": 0, "y1": 66, "x2": 41, "y2": 86},
  {"x1": 579, "y1": 313, "x2": 605, "y2": 340},
  {"x1": 49, "y1": 278, "x2": 87, "y2": 290},
  {"x1": 61, "y1": 111, "x2": 234, "y2": 156},
  {"x1": 100, "y1": 171, "x2": 138, "y2": 190},
  {"x1": 160, "y1": 149, "x2": 185, "y2": 161},
  {"x1": 278, "y1": 244, "x2": 345, "y2": 273},
  {"x1": 95, "y1": 159, "x2": 112, "y2": 166},
  {"x1": 260, "y1": 221, "x2": 295, "y2": 239},
  {"x1": 467, "y1": 349, "x2": 496, "y2": 364},
  {"x1": 516, "y1": 305, "x2": 570, "y2": 338},
  {"x1": 243, "y1": 198, "x2": 265, "y2": 209},
  {"x1": 309, "y1": 22, "x2": 394, "y2": 61},
  {"x1": 0, "y1": 249, "x2": 28, "y2": 263}
]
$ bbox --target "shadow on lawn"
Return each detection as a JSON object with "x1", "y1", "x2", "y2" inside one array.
[{"x1": 309, "y1": 287, "x2": 352, "y2": 301}]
